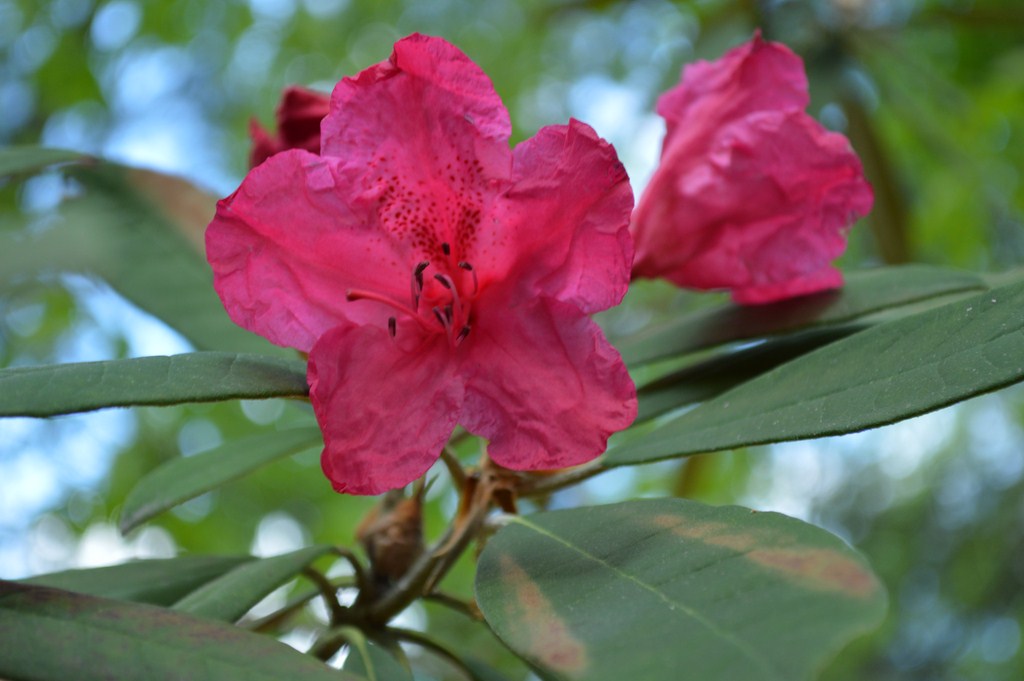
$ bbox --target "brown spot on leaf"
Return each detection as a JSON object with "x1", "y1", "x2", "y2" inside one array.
[
  {"x1": 651, "y1": 515, "x2": 756, "y2": 551},
  {"x1": 651, "y1": 514, "x2": 878, "y2": 599},
  {"x1": 497, "y1": 555, "x2": 589, "y2": 678},
  {"x1": 748, "y1": 548, "x2": 878, "y2": 599}
]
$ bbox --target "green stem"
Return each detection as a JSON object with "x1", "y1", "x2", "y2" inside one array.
[
  {"x1": 423, "y1": 590, "x2": 483, "y2": 621},
  {"x1": 300, "y1": 566, "x2": 348, "y2": 627},
  {"x1": 389, "y1": 626, "x2": 482, "y2": 681},
  {"x1": 248, "y1": 576, "x2": 355, "y2": 633},
  {"x1": 517, "y1": 458, "x2": 608, "y2": 496}
]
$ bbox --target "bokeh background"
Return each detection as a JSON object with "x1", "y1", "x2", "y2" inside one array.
[{"x1": 2, "y1": 0, "x2": 1024, "y2": 679}]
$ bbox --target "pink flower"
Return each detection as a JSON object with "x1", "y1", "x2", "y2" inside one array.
[
  {"x1": 249, "y1": 86, "x2": 331, "y2": 168},
  {"x1": 631, "y1": 32, "x2": 874, "y2": 304},
  {"x1": 207, "y1": 34, "x2": 637, "y2": 495}
]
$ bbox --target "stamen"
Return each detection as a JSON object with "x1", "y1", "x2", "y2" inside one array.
[
  {"x1": 411, "y1": 260, "x2": 429, "y2": 308},
  {"x1": 456, "y1": 325, "x2": 471, "y2": 343},
  {"x1": 432, "y1": 306, "x2": 450, "y2": 332},
  {"x1": 441, "y1": 273, "x2": 463, "y2": 323},
  {"x1": 459, "y1": 261, "x2": 479, "y2": 294},
  {"x1": 388, "y1": 317, "x2": 397, "y2": 338},
  {"x1": 444, "y1": 304, "x2": 453, "y2": 323},
  {"x1": 441, "y1": 242, "x2": 451, "y2": 256},
  {"x1": 347, "y1": 288, "x2": 430, "y2": 331},
  {"x1": 414, "y1": 261, "x2": 429, "y2": 288}
]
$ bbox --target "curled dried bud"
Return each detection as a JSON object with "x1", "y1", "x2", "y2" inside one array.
[{"x1": 355, "y1": 485, "x2": 426, "y2": 586}]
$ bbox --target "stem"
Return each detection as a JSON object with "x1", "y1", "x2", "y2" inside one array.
[
  {"x1": 440, "y1": 445, "x2": 467, "y2": 489},
  {"x1": 388, "y1": 627, "x2": 482, "y2": 681},
  {"x1": 366, "y1": 497, "x2": 490, "y2": 624},
  {"x1": 332, "y1": 546, "x2": 373, "y2": 598},
  {"x1": 311, "y1": 627, "x2": 352, "y2": 663},
  {"x1": 301, "y1": 566, "x2": 348, "y2": 627},
  {"x1": 517, "y1": 458, "x2": 609, "y2": 496},
  {"x1": 248, "y1": 577, "x2": 355, "y2": 633},
  {"x1": 423, "y1": 591, "x2": 483, "y2": 621}
]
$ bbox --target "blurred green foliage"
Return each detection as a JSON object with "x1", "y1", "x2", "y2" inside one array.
[{"x1": 2, "y1": 0, "x2": 1024, "y2": 679}]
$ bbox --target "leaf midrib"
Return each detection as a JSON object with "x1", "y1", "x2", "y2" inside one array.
[{"x1": 508, "y1": 517, "x2": 785, "y2": 681}]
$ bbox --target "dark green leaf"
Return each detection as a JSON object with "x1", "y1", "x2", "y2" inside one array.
[
  {"x1": 120, "y1": 426, "x2": 322, "y2": 533},
  {"x1": 341, "y1": 629, "x2": 413, "y2": 681},
  {"x1": 636, "y1": 325, "x2": 864, "y2": 422},
  {"x1": 173, "y1": 545, "x2": 334, "y2": 622},
  {"x1": 0, "y1": 145, "x2": 87, "y2": 178},
  {"x1": 67, "y1": 164, "x2": 277, "y2": 353},
  {"x1": 462, "y1": 658, "x2": 517, "y2": 681},
  {"x1": 0, "y1": 161, "x2": 277, "y2": 354},
  {"x1": 619, "y1": 265, "x2": 986, "y2": 366},
  {"x1": 476, "y1": 499, "x2": 886, "y2": 681},
  {"x1": 19, "y1": 555, "x2": 253, "y2": 605},
  {"x1": 0, "y1": 352, "x2": 308, "y2": 417},
  {"x1": 607, "y1": 279, "x2": 1024, "y2": 467},
  {"x1": 0, "y1": 581, "x2": 364, "y2": 681}
]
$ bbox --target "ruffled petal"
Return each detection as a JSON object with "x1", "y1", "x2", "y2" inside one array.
[
  {"x1": 494, "y1": 120, "x2": 634, "y2": 314},
  {"x1": 319, "y1": 35, "x2": 514, "y2": 267},
  {"x1": 309, "y1": 322, "x2": 464, "y2": 495},
  {"x1": 634, "y1": 109, "x2": 873, "y2": 304},
  {"x1": 460, "y1": 296, "x2": 636, "y2": 470},
  {"x1": 657, "y1": 31, "x2": 808, "y2": 145},
  {"x1": 206, "y1": 150, "x2": 416, "y2": 351},
  {"x1": 324, "y1": 34, "x2": 511, "y2": 155}
]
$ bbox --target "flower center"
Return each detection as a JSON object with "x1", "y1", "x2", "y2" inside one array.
[{"x1": 346, "y1": 242, "x2": 478, "y2": 348}]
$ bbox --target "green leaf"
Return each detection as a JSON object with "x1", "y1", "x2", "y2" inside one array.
[
  {"x1": 0, "y1": 145, "x2": 87, "y2": 178},
  {"x1": 0, "y1": 160, "x2": 277, "y2": 354},
  {"x1": 475, "y1": 499, "x2": 886, "y2": 681},
  {"x1": 19, "y1": 555, "x2": 253, "y2": 605},
  {"x1": 462, "y1": 658, "x2": 517, "y2": 681},
  {"x1": 0, "y1": 352, "x2": 308, "y2": 417},
  {"x1": 0, "y1": 581, "x2": 363, "y2": 681},
  {"x1": 607, "y1": 279, "x2": 1024, "y2": 467},
  {"x1": 341, "y1": 629, "x2": 413, "y2": 681},
  {"x1": 173, "y1": 545, "x2": 334, "y2": 622},
  {"x1": 636, "y1": 325, "x2": 864, "y2": 422},
  {"x1": 120, "y1": 426, "x2": 322, "y2": 533},
  {"x1": 618, "y1": 265, "x2": 986, "y2": 367}
]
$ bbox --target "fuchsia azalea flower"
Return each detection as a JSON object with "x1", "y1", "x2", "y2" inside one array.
[
  {"x1": 631, "y1": 32, "x2": 874, "y2": 304},
  {"x1": 249, "y1": 86, "x2": 331, "y2": 168},
  {"x1": 207, "y1": 34, "x2": 637, "y2": 495}
]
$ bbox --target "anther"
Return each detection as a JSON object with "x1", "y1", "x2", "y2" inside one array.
[
  {"x1": 456, "y1": 325, "x2": 471, "y2": 343},
  {"x1": 459, "y1": 261, "x2": 479, "y2": 294},
  {"x1": 434, "y1": 273, "x2": 452, "y2": 289},
  {"x1": 414, "y1": 261, "x2": 429, "y2": 288},
  {"x1": 441, "y1": 242, "x2": 451, "y2": 256},
  {"x1": 388, "y1": 317, "x2": 397, "y2": 338},
  {"x1": 411, "y1": 261, "x2": 430, "y2": 308},
  {"x1": 432, "y1": 306, "x2": 450, "y2": 331}
]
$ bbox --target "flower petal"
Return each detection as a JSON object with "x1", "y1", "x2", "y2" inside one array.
[
  {"x1": 498, "y1": 119, "x2": 634, "y2": 313},
  {"x1": 206, "y1": 151, "x2": 415, "y2": 351},
  {"x1": 309, "y1": 323, "x2": 464, "y2": 495},
  {"x1": 320, "y1": 34, "x2": 514, "y2": 266},
  {"x1": 634, "y1": 110, "x2": 873, "y2": 303},
  {"x1": 657, "y1": 31, "x2": 808, "y2": 144},
  {"x1": 324, "y1": 33, "x2": 511, "y2": 154},
  {"x1": 460, "y1": 296, "x2": 636, "y2": 470}
]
